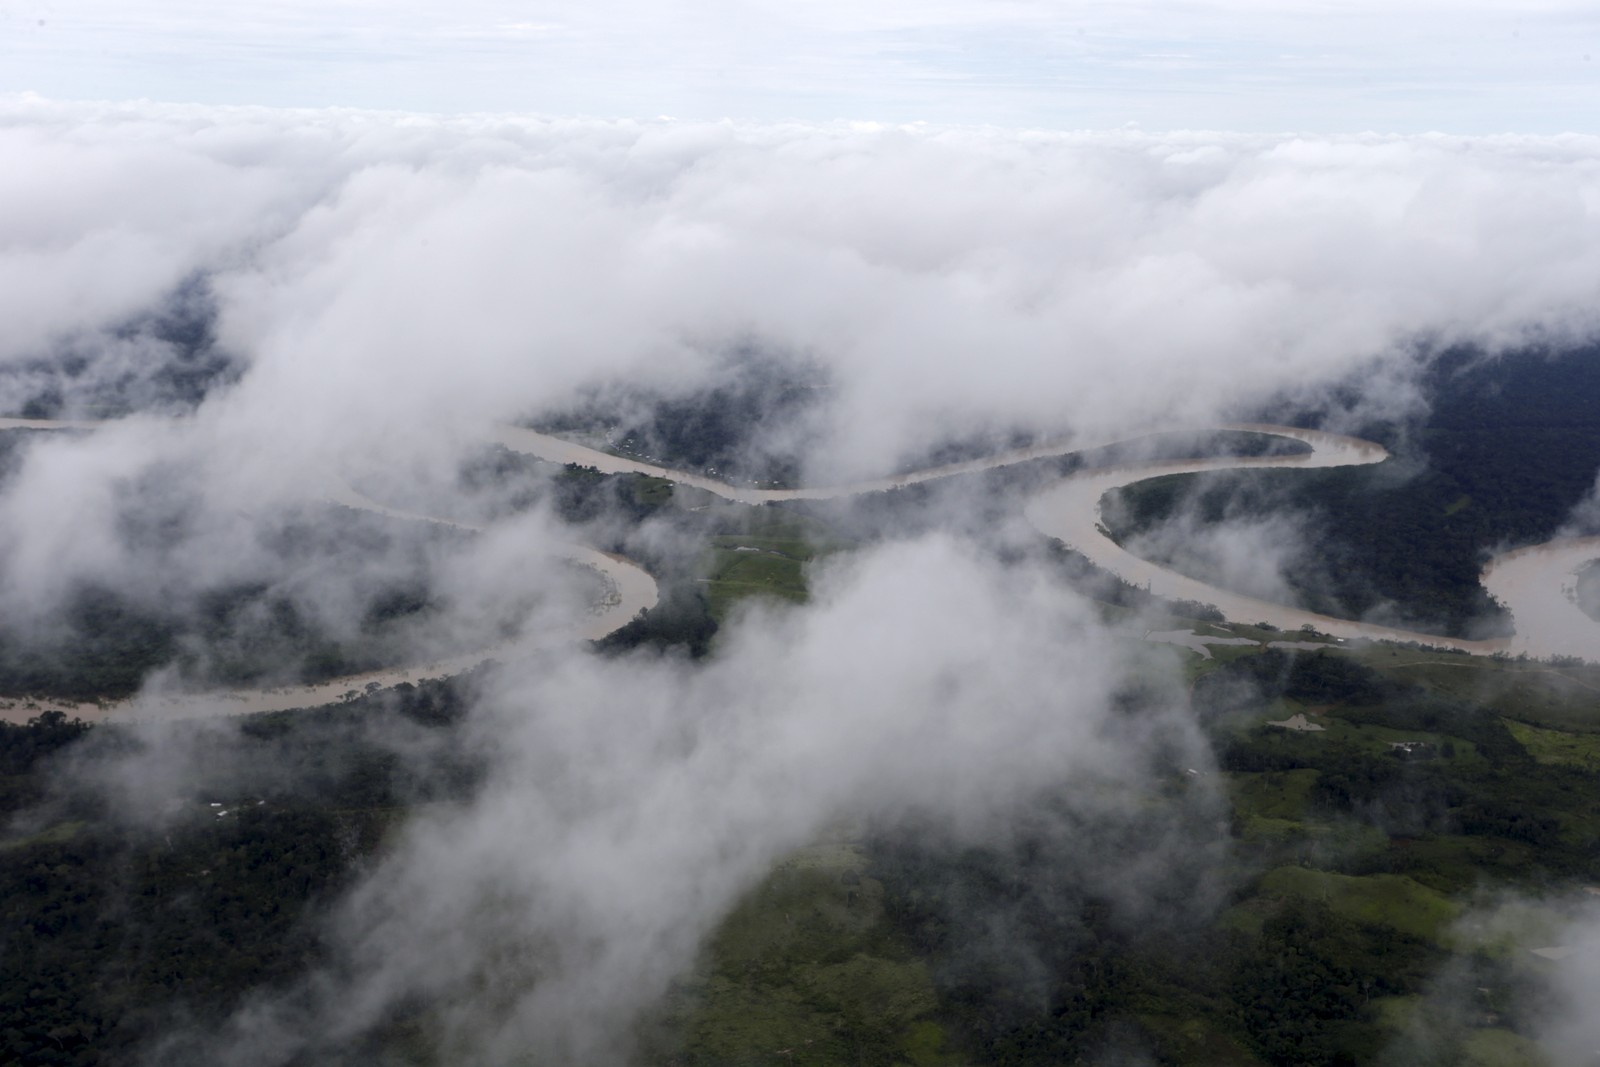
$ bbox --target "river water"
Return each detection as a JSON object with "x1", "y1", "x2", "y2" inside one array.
[
  {"x1": 506, "y1": 421, "x2": 1597, "y2": 660},
  {"x1": 0, "y1": 422, "x2": 659, "y2": 722},
  {"x1": 4, "y1": 414, "x2": 1596, "y2": 723}
]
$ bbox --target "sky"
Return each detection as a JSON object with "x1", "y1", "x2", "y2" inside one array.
[{"x1": 2, "y1": 0, "x2": 1598, "y2": 132}]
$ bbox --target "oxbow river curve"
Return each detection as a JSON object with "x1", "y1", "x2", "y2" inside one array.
[
  {"x1": 497, "y1": 421, "x2": 1600, "y2": 661},
  {"x1": 2, "y1": 415, "x2": 1597, "y2": 722},
  {"x1": 0, "y1": 416, "x2": 659, "y2": 723}
]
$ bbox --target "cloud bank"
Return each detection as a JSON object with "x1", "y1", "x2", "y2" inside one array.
[
  {"x1": 5, "y1": 96, "x2": 1600, "y2": 490},
  {"x1": 5, "y1": 97, "x2": 1600, "y2": 1062},
  {"x1": 135, "y1": 537, "x2": 1216, "y2": 1064}
]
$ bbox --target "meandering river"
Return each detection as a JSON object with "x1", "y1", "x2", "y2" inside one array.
[
  {"x1": 499, "y1": 422, "x2": 1598, "y2": 659},
  {"x1": 3, "y1": 413, "x2": 1596, "y2": 722},
  {"x1": 0, "y1": 418, "x2": 659, "y2": 722}
]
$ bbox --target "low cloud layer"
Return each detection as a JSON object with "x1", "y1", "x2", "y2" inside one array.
[
  {"x1": 0, "y1": 101, "x2": 1597, "y2": 614},
  {"x1": 1118, "y1": 502, "x2": 1314, "y2": 609},
  {"x1": 123, "y1": 536, "x2": 1214, "y2": 1064},
  {"x1": 1537, "y1": 903, "x2": 1600, "y2": 1062},
  {"x1": 6, "y1": 98, "x2": 1600, "y2": 487},
  {"x1": 5, "y1": 98, "x2": 1600, "y2": 1063}
]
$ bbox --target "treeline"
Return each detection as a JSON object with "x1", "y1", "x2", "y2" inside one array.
[
  {"x1": 593, "y1": 581, "x2": 719, "y2": 659},
  {"x1": 1046, "y1": 540, "x2": 1224, "y2": 621}
]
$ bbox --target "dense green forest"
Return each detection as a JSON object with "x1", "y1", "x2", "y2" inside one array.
[
  {"x1": 657, "y1": 647, "x2": 1600, "y2": 1067},
  {"x1": 0, "y1": 678, "x2": 483, "y2": 1066},
  {"x1": 7, "y1": 351, "x2": 1600, "y2": 1065},
  {"x1": 533, "y1": 351, "x2": 824, "y2": 488},
  {"x1": 8, "y1": 275, "x2": 243, "y2": 420},
  {"x1": 7, "y1": 644, "x2": 1600, "y2": 1065},
  {"x1": 0, "y1": 503, "x2": 482, "y2": 701},
  {"x1": 1104, "y1": 346, "x2": 1600, "y2": 638}
]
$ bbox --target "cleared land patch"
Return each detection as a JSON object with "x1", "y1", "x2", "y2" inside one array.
[
  {"x1": 660, "y1": 837, "x2": 958, "y2": 1067},
  {"x1": 1258, "y1": 867, "x2": 1460, "y2": 945},
  {"x1": 1503, "y1": 718, "x2": 1600, "y2": 769}
]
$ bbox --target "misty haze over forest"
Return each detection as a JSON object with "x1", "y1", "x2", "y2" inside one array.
[{"x1": 5, "y1": 4, "x2": 1600, "y2": 1066}]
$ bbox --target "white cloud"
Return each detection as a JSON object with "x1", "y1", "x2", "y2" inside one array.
[
  {"x1": 2, "y1": 98, "x2": 1598, "y2": 1061},
  {"x1": 1, "y1": 101, "x2": 1598, "y2": 616},
  {"x1": 148, "y1": 536, "x2": 1215, "y2": 1064}
]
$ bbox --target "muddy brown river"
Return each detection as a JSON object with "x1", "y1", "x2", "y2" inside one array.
[{"x1": 3, "y1": 414, "x2": 1595, "y2": 721}]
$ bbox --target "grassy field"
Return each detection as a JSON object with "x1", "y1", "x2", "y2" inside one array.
[
  {"x1": 1229, "y1": 768, "x2": 1320, "y2": 821},
  {"x1": 0, "y1": 817, "x2": 83, "y2": 852},
  {"x1": 1263, "y1": 700, "x2": 1491, "y2": 763},
  {"x1": 1366, "y1": 654, "x2": 1600, "y2": 731},
  {"x1": 1257, "y1": 867, "x2": 1461, "y2": 945},
  {"x1": 658, "y1": 836, "x2": 958, "y2": 1067},
  {"x1": 1168, "y1": 633, "x2": 1600, "y2": 736},
  {"x1": 1461, "y1": 1028, "x2": 1548, "y2": 1067},
  {"x1": 700, "y1": 511, "x2": 856, "y2": 622},
  {"x1": 703, "y1": 550, "x2": 811, "y2": 619},
  {"x1": 631, "y1": 474, "x2": 676, "y2": 507},
  {"x1": 1503, "y1": 718, "x2": 1600, "y2": 769}
]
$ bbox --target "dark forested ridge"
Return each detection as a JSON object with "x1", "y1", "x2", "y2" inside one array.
[
  {"x1": 0, "y1": 679, "x2": 482, "y2": 1067},
  {"x1": 1107, "y1": 345, "x2": 1600, "y2": 637},
  {"x1": 535, "y1": 350, "x2": 825, "y2": 488},
  {"x1": 0, "y1": 505, "x2": 483, "y2": 701},
  {"x1": 6, "y1": 276, "x2": 243, "y2": 421}
]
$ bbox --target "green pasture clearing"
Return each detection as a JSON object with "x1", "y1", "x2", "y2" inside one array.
[
  {"x1": 1303, "y1": 709, "x2": 1489, "y2": 763},
  {"x1": 1216, "y1": 694, "x2": 1488, "y2": 763},
  {"x1": 1383, "y1": 834, "x2": 1545, "y2": 896},
  {"x1": 1257, "y1": 867, "x2": 1460, "y2": 945},
  {"x1": 1449, "y1": 896, "x2": 1573, "y2": 959},
  {"x1": 1229, "y1": 769, "x2": 1320, "y2": 821},
  {"x1": 703, "y1": 551, "x2": 809, "y2": 619},
  {"x1": 1236, "y1": 817, "x2": 1390, "y2": 867},
  {"x1": 740, "y1": 507, "x2": 842, "y2": 542},
  {"x1": 664, "y1": 838, "x2": 956, "y2": 1067},
  {"x1": 1462, "y1": 1028, "x2": 1548, "y2": 1067},
  {"x1": 1177, "y1": 638, "x2": 1600, "y2": 733},
  {"x1": 701, "y1": 510, "x2": 857, "y2": 622},
  {"x1": 1218, "y1": 899, "x2": 1270, "y2": 938},
  {"x1": 0, "y1": 818, "x2": 83, "y2": 852},
  {"x1": 1370, "y1": 994, "x2": 1421, "y2": 1033},
  {"x1": 1374, "y1": 996, "x2": 1552, "y2": 1067},
  {"x1": 1503, "y1": 718, "x2": 1600, "y2": 769},
  {"x1": 1365, "y1": 655, "x2": 1600, "y2": 732},
  {"x1": 630, "y1": 474, "x2": 675, "y2": 506},
  {"x1": 708, "y1": 534, "x2": 815, "y2": 558}
]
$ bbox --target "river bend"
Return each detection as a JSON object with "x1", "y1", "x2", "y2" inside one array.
[{"x1": 4, "y1": 414, "x2": 1597, "y2": 722}]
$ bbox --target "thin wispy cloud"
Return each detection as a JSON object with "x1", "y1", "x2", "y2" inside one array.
[{"x1": 1, "y1": 1, "x2": 1596, "y2": 130}]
